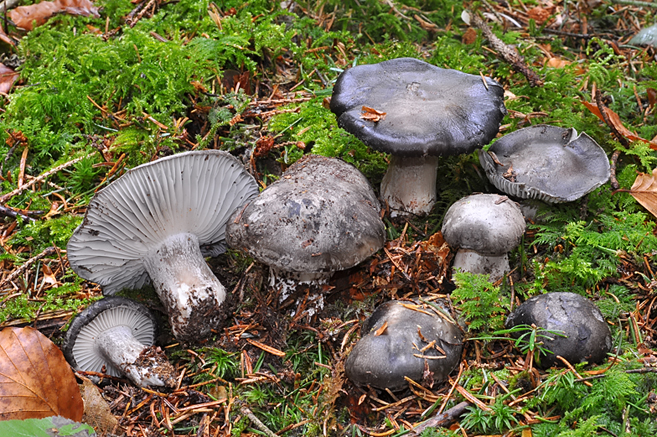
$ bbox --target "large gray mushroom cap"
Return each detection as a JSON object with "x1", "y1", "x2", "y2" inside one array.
[
  {"x1": 67, "y1": 150, "x2": 259, "y2": 341},
  {"x1": 506, "y1": 292, "x2": 612, "y2": 368},
  {"x1": 479, "y1": 125, "x2": 611, "y2": 203},
  {"x1": 227, "y1": 154, "x2": 385, "y2": 275},
  {"x1": 442, "y1": 194, "x2": 525, "y2": 279},
  {"x1": 345, "y1": 300, "x2": 463, "y2": 390},
  {"x1": 330, "y1": 57, "x2": 506, "y2": 157}
]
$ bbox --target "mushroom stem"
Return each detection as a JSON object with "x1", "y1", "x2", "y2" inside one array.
[
  {"x1": 381, "y1": 155, "x2": 439, "y2": 216},
  {"x1": 96, "y1": 326, "x2": 175, "y2": 387},
  {"x1": 452, "y1": 249, "x2": 509, "y2": 281},
  {"x1": 143, "y1": 233, "x2": 226, "y2": 342}
]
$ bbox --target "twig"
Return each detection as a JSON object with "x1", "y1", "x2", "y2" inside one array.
[
  {"x1": 0, "y1": 246, "x2": 57, "y2": 290},
  {"x1": 594, "y1": 88, "x2": 625, "y2": 190},
  {"x1": 0, "y1": 204, "x2": 36, "y2": 222},
  {"x1": 0, "y1": 0, "x2": 19, "y2": 13},
  {"x1": 240, "y1": 405, "x2": 278, "y2": 437},
  {"x1": 609, "y1": 0, "x2": 657, "y2": 7},
  {"x1": 412, "y1": 401, "x2": 472, "y2": 435},
  {"x1": 464, "y1": 10, "x2": 544, "y2": 87},
  {"x1": 0, "y1": 155, "x2": 87, "y2": 204}
]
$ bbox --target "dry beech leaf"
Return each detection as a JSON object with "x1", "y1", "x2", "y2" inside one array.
[
  {"x1": 0, "y1": 326, "x2": 84, "y2": 421},
  {"x1": 0, "y1": 64, "x2": 19, "y2": 94},
  {"x1": 582, "y1": 100, "x2": 657, "y2": 150},
  {"x1": 9, "y1": 0, "x2": 100, "y2": 31},
  {"x1": 629, "y1": 168, "x2": 657, "y2": 218},
  {"x1": 80, "y1": 378, "x2": 119, "y2": 434},
  {"x1": 360, "y1": 106, "x2": 386, "y2": 122}
]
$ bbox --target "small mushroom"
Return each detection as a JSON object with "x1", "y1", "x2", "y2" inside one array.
[
  {"x1": 479, "y1": 124, "x2": 611, "y2": 203},
  {"x1": 67, "y1": 150, "x2": 259, "y2": 342},
  {"x1": 441, "y1": 194, "x2": 525, "y2": 280},
  {"x1": 345, "y1": 300, "x2": 463, "y2": 390},
  {"x1": 227, "y1": 154, "x2": 385, "y2": 291},
  {"x1": 64, "y1": 297, "x2": 176, "y2": 387},
  {"x1": 506, "y1": 292, "x2": 612, "y2": 368},
  {"x1": 330, "y1": 57, "x2": 506, "y2": 216}
]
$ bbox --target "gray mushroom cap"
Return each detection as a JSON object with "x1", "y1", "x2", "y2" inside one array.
[
  {"x1": 479, "y1": 125, "x2": 611, "y2": 203},
  {"x1": 67, "y1": 150, "x2": 258, "y2": 294},
  {"x1": 345, "y1": 300, "x2": 463, "y2": 390},
  {"x1": 226, "y1": 154, "x2": 385, "y2": 274},
  {"x1": 442, "y1": 194, "x2": 526, "y2": 255},
  {"x1": 506, "y1": 292, "x2": 612, "y2": 368},
  {"x1": 330, "y1": 57, "x2": 507, "y2": 157}
]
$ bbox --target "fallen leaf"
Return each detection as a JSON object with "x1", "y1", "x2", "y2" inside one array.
[
  {"x1": 80, "y1": 379, "x2": 119, "y2": 434},
  {"x1": 0, "y1": 64, "x2": 19, "y2": 94},
  {"x1": 527, "y1": 6, "x2": 551, "y2": 24},
  {"x1": 360, "y1": 106, "x2": 386, "y2": 122},
  {"x1": 582, "y1": 100, "x2": 657, "y2": 150},
  {"x1": 546, "y1": 57, "x2": 570, "y2": 68},
  {"x1": 629, "y1": 168, "x2": 657, "y2": 218},
  {"x1": 0, "y1": 326, "x2": 84, "y2": 421},
  {"x1": 9, "y1": 0, "x2": 100, "y2": 31}
]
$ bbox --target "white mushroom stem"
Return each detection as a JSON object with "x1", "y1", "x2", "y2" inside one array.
[
  {"x1": 95, "y1": 326, "x2": 175, "y2": 387},
  {"x1": 452, "y1": 249, "x2": 509, "y2": 282},
  {"x1": 143, "y1": 233, "x2": 226, "y2": 341},
  {"x1": 381, "y1": 155, "x2": 439, "y2": 216}
]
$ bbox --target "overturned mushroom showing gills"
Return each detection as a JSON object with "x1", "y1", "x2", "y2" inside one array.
[
  {"x1": 330, "y1": 57, "x2": 506, "y2": 216},
  {"x1": 67, "y1": 150, "x2": 258, "y2": 342},
  {"x1": 506, "y1": 292, "x2": 612, "y2": 368},
  {"x1": 227, "y1": 154, "x2": 385, "y2": 287},
  {"x1": 345, "y1": 300, "x2": 463, "y2": 391},
  {"x1": 479, "y1": 124, "x2": 611, "y2": 203},
  {"x1": 64, "y1": 297, "x2": 176, "y2": 387},
  {"x1": 442, "y1": 194, "x2": 525, "y2": 281}
]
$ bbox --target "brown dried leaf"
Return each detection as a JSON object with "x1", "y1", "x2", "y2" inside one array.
[
  {"x1": 582, "y1": 100, "x2": 657, "y2": 150},
  {"x1": 0, "y1": 327, "x2": 84, "y2": 421},
  {"x1": 0, "y1": 65, "x2": 19, "y2": 94},
  {"x1": 629, "y1": 168, "x2": 657, "y2": 218},
  {"x1": 8, "y1": 0, "x2": 100, "y2": 31},
  {"x1": 360, "y1": 106, "x2": 386, "y2": 122},
  {"x1": 80, "y1": 378, "x2": 120, "y2": 434},
  {"x1": 527, "y1": 6, "x2": 552, "y2": 24},
  {"x1": 462, "y1": 27, "x2": 477, "y2": 45}
]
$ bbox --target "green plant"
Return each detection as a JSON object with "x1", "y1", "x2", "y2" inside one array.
[{"x1": 450, "y1": 272, "x2": 510, "y2": 333}]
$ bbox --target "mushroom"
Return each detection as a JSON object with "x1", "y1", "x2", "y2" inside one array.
[
  {"x1": 226, "y1": 154, "x2": 385, "y2": 292},
  {"x1": 479, "y1": 124, "x2": 611, "y2": 203},
  {"x1": 63, "y1": 297, "x2": 176, "y2": 387},
  {"x1": 506, "y1": 292, "x2": 612, "y2": 368},
  {"x1": 441, "y1": 194, "x2": 525, "y2": 280},
  {"x1": 345, "y1": 300, "x2": 463, "y2": 390},
  {"x1": 330, "y1": 57, "x2": 506, "y2": 216},
  {"x1": 67, "y1": 150, "x2": 259, "y2": 342}
]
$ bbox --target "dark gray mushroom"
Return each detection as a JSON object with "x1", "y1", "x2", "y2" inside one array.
[
  {"x1": 345, "y1": 300, "x2": 463, "y2": 390},
  {"x1": 441, "y1": 194, "x2": 525, "y2": 280},
  {"x1": 330, "y1": 57, "x2": 506, "y2": 216},
  {"x1": 479, "y1": 125, "x2": 611, "y2": 203},
  {"x1": 67, "y1": 150, "x2": 258, "y2": 342},
  {"x1": 227, "y1": 154, "x2": 385, "y2": 289},
  {"x1": 64, "y1": 297, "x2": 176, "y2": 387},
  {"x1": 506, "y1": 292, "x2": 612, "y2": 368}
]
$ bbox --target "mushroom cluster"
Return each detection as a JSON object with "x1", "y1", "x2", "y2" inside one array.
[
  {"x1": 67, "y1": 150, "x2": 258, "y2": 342},
  {"x1": 330, "y1": 57, "x2": 506, "y2": 216},
  {"x1": 227, "y1": 154, "x2": 385, "y2": 291}
]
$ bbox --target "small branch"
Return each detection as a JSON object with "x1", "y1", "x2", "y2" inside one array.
[
  {"x1": 0, "y1": 246, "x2": 57, "y2": 290},
  {"x1": 0, "y1": 155, "x2": 87, "y2": 204},
  {"x1": 464, "y1": 10, "x2": 544, "y2": 87},
  {"x1": 0, "y1": 0, "x2": 19, "y2": 13},
  {"x1": 609, "y1": 0, "x2": 657, "y2": 7},
  {"x1": 0, "y1": 204, "x2": 36, "y2": 222},
  {"x1": 240, "y1": 405, "x2": 278, "y2": 437},
  {"x1": 412, "y1": 402, "x2": 472, "y2": 435}
]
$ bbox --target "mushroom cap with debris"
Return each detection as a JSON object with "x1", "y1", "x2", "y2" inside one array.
[
  {"x1": 67, "y1": 150, "x2": 258, "y2": 294},
  {"x1": 479, "y1": 124, "x2": 611, "y2": 203},
  {"x1": 226, "y1": 154, "x2": 385, "y2": 274},
  {"x1": 442, "y1": 194, "x2": 525, "y2": 256},
  {"x1": 506, "y1": 292, "x2": 612, "y2": 368},
  {"x1": 330, "y1": 57, "x2": 507, "y2": 157},
  {"x1": 345, "y1": 300, "x2": 463, "y2": 391}
]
